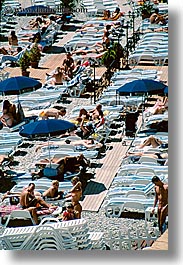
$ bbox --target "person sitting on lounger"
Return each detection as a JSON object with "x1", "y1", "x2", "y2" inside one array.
[
  {"x1": 94, "y1": 111, "x2": 105, "y2": 128},
  {"x1": 60, "y1": 202, "x2": 76, "y2": 221},
  {"x1": 20, "y1": 183, "x2": 56, "y2": 224},
  {"x1": 150, "y1": 8, "x2": 168, "y2": 25},
  {"x1": 39, "y1": 107, "x2": 66, "y2": 119},
  {"x1": 0, "y1": 100, "x2": 17, "y2": 127},
  {"x1": 97, "y1": 9, "x2": 111, "y2": 20},
  {"x1": 144, "y1": 97, "x2": 168, "y2": 115},
  {"x1": 76, "y1": 104, "x2": 103, "y2": 123},
  {"x1": 46, "y1": 66, "x2": 67, "y2": 85},
  {"x1": 0, "y1": 47, "x2": 25, "y2": 66},
  {"x1": 8, "y1": 31, "x2": 18, "y2": 49},
  {"x1": 42, "y1": 180, "x2": 64, "y2": 200},
  {"x1": 89, "y1": 104, "x2": 103, "y2": 120},
  {"x1": 111, "y1": 7, "x2": 123, "y2": 21},
  {"x1": 76, "y1": 117, "x2": 94, "y2": 139}
]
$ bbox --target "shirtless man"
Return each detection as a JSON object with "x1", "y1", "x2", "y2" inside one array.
[
  {"x1": 151, "y1": 176, "x2": 168, "y2": 234},
  {"x1": 65, "y1": 177, "x2": 82, "y2": 219},
  {"x1": 19, "y1": 183, "x2": 51, "y2": 224},
  {"x1": 46, "y1": 66, "x2": 67, "y2": 85},
  {"x1": 40, "y1": 107, "x2": 66, "y2": 120},
  {"x1": 42, "y1": 180, "x2": 64, "y2": 200}
]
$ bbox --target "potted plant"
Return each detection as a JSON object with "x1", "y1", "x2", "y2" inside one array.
[
  {"x1": 101, "y1": 42, "x2": 125, "y2": 69},
  {"x1": 138, "y1": 0, "x2": 154, "y2": 19},
  {"x1": 18, "y1": 50, "x2": 30, "y2": 77},
  {"x1": 29, "y1": 43, "x2": 41, "y2": 68}
]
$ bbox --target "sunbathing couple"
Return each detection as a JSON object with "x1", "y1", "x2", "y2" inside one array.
[
  {"x1": 99, "y1": 7, "x2": 124, "y2": 21},
  {"x1": 46, "y1": 52, "x2": 79, "y2": 84},
  {"x1": 0, "y1": 100, "x2": 17, "y2": 127}
]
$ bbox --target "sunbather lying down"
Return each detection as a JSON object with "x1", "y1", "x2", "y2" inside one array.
[
  {"x1": 144, "y1": 97, "x2": 168, "y2": 115},
  {"x1": 35, "y1": 138, "x2": 103, "y2": 152},
  {"x1": 39, "y1": 107, "x2": 66, "y2": 119},
  {"x1": 137, "y1": 135, "x2": 164, "y2": 149},
  {"x1": 122, "y1": 151, "x2": 168, "y2": 164},
  {"x1": 73, "y1": 45, "x2": 104, "y2": 56},
  {"x1": 136, "y1": 135, "x2": 168, "y2": 149}
]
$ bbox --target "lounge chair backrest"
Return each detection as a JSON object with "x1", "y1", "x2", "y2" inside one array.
[{"x1": 4, "y1": 210, "x2": 35, "y2": 227}]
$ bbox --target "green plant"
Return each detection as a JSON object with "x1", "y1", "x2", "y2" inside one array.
[
  {"x1": 101, "y1": 42, "x2": 125, "y2": 69},
  {"x1": 29, "y1": 43, "x2": 41, "y2": 63},
  {"x1": 19, "y1": 50, "x2": 30, "y2": 72},
  {"x1": 138, "y1": 0, "x2": 154, "y2": 19},
  {"x1": 60, "y1": 0, "x2": 80, "y2": 12},
  {"x1": 0, "y1": 0, "x2": 6, "y2": 10}
]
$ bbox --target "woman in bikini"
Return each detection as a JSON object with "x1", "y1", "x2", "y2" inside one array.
[{"x1": 65, "y1": 177, "x2": 82, "y2": 219}]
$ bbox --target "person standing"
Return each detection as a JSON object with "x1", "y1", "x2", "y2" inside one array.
[
  {"x1": 62, "y1": 52, "x2": 75, "y2": 78},
  {"x1": 8, "y1": 31, "x2": 18, "y2": 50},
  {"x1": 65, "y1": 177, "x2": 82, "y2": 219},
  {"x1": 151, "y1": 176, "x2": 168, "y2": 234}
]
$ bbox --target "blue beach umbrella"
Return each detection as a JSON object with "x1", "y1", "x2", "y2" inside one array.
[
  {"x1": 19, "y1": 119, "x2": 75, "y2": 166},
  {"x1": 19, "y1": 119, "x2": 75, "y2": 138},
  {"x1": 164, "y1": 86, "x2": 168, "y2": 95},
  {"x1": 116, "y1": 79, "x2": 167, "y2": 96},
  {"x1": 0, "y1": 76, "x2": 42, "y2": 96}
]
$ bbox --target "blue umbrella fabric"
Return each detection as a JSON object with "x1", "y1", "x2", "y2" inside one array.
[
  {"x1": 19, "y1": 119, "x2": 75, "y2": 138},
  {"x1": 17, "y1": 5, "x2": 56, "y2": 16},
  {"x1": 117, "y1": 79, "x2": 168, "y2": 96},
  {"x1": 164, "y1": 86, "x2": 168, "y2": 95},
  {"x1": 0, "y1": 76, "x2": 42, "y2": 96}
]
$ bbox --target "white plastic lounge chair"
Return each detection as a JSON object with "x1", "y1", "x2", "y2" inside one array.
[
  {"x1": 4, "y1": 210, "x2": 35, "y2": 227},
  {"x1": 104, "y1": 197, "x2": 154, "y2": 217}
]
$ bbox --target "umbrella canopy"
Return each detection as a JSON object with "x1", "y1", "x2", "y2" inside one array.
[
  {"x1": 116, "y1": 79, "x2": 168, "y2": 96},
  {"x1": 17, "y1": 5, "x2": 56, "y2": 16},
  {"x1": 164, "y1": 86, "x2": 168, "y2": 95},
  {"x1": 0, "y1": 76, "x2": 42, "y2": 96},
  {"x1": 19, "y1": 119, "x2": 75, "y2": 138}
]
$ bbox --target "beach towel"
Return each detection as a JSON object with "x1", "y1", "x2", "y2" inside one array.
[{"x1": 67, "y1": 74, "x2": 81, "y2": 87}]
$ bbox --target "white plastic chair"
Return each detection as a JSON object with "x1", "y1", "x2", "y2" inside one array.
[{"x1": 4, "y1": 210, "x2": 35, "y2": 227}]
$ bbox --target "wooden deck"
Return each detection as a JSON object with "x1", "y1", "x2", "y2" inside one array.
[
  {"x1": 144, "y1": 229, "x2": 168, "y2": 250},
  {"x1": 5, "y1": 32, "x2": 76, "y2": 84},
  {"x1": 81, "y1": 142, "x2": 129, "y2": 212}
]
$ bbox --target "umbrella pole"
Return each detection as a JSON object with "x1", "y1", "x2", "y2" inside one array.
[
  {"x1": 142, "y1": 95, "x2": 144, "y2": 125},
  {"x1": 48, "y1": 134, "x2": 51, "y2": 168}
]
